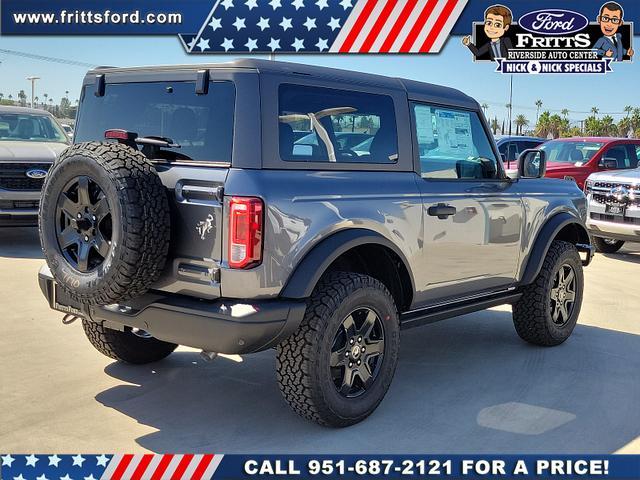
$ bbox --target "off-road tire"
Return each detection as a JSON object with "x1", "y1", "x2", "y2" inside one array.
[
  {"x1": 593, "y1": 237, "x2": 624, "y2": 253},
  {"x1": 39, "y1": 142, "x2": 170, "y2": 305},
  {"x1": 276, "y1": 272, "x2": 400, "y2": 427},
  {"x1": 82, "y1": 319, "x2": 177, "y2": 364},
  {"x1": 513, "y1": 240, "x2": 583, "y2": 346}
]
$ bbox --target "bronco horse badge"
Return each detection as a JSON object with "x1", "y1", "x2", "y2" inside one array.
[{"x1": 196, "y1": 214, "x2": 215, "y2": 240}]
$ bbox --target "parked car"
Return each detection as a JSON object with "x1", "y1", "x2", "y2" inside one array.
[
  {"x1": 541, "y1": 137, "x2": 640, "y2": 189},
  {"x1": 0, "y1": 106, "x2": 69, "y2": 227},
  {"x1": 61, "y1": 123, "x2": 75, "y2": 140},
  {"x1": 37, "y1": 60, "x2": 592, "y2": 427},
  {"x1": 495, "y1": 135, "x2": 545, "y2": 170},
  {"x1": 296, "y1": 131, "x2": 373, "y2": 153},
  {"x1": 585, "y1": 167, "x2": 640, "y2": 253}
]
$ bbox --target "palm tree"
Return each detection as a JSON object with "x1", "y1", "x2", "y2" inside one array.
[
  {"x1": 18, "y1": 90, "x2": 27, "y2": 107},
  {"x1": 490, "y1": 117, "x2": 499, "y2": 135},
  {"x1": 0, "y1": 93, "x2": 3, "y2": 103},
  {"x1": 481, "y1": 103, "x2": 489, "y2": 115},
  {"x1": 601, "y1": 115, "x2": 616, "y2": 136},
  {"x1": 561, "y1": 109, "x2": 569, "y2": 119},
  {"x1": 624, "y1": 105, "x2": 633, "y2": 118},
  {"x1": 514, "y1": 114, "x2": 529, "y2": 135},
  {"x1": 8, "y1": 94, "x2": 13, "y2": 105},
  {"x1": 591, "y1": 107, "x2": 599, "y2": 118},
  {"x1": 535, "y1": 99, "x2": 543, "y2": 124}
]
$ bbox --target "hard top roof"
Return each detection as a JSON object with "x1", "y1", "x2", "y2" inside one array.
[{"x1": 86, "y1": 59, "x2": 477, "y2": 109}]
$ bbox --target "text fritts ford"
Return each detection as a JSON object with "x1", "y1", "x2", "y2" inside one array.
[{"x1": 12, "y1": 10, "x2": 183, "y2": 26}]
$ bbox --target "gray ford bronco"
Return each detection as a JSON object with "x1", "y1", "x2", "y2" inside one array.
[{"x1": 38, "y1": 59, "x2": 593, "y2": 427}]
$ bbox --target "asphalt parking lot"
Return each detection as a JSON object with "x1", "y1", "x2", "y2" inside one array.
[{"x1": 1, "y1": 227, "x2": 638, "y2": 454}]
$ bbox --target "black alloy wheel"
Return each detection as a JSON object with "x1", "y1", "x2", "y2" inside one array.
[
  {"x1": 56, "y1": 175, "x2": 112, "y2": 273},
  {"x1": 330, "y1": 307, "x2": 385, "y2": 398},
  {"x1": 549, "y1": 263, "x2": 577, "y2": 327}
]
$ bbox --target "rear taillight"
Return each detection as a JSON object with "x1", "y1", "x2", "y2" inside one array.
[{"x1": 228, "y1": 197, "x2": 263, "y2": 269}]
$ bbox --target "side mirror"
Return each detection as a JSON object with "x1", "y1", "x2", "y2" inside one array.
[
  {"x1": 601, "y1": 157, "x2": 618, "y2": 169},
  {"x1": 518, "y1": 149, "x2": 546, "y2": 178}
]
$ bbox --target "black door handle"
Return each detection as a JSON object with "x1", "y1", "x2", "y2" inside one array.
[{"x1": 428, "y1": 203, "x2": 457, "y2": 219}]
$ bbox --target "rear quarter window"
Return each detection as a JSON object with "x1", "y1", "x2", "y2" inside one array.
[
  {"x1": 278, "y1": 84, "x2": 398, "y2": 164},
  {"x1": 75, "y1": 81, "x2": 235, "y2": 163}
]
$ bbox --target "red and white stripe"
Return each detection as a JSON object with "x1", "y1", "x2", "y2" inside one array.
[
  {"x1": 330, "y1": 0, "x2": 468, "y2": 53},
  {"x1": 100, "y1": 454, "x2": 224, "y2": 480}
]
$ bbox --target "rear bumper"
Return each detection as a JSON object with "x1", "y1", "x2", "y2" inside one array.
[{"x1": 38, "y1": 266, "x2": 307, "y2": 354}]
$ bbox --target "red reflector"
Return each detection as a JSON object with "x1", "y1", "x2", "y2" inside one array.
[
  {"x1": 105, "y1": 129, "x2": 137, "y2": 141},
  {"x1": 228, "y1": 197, "x2": 263, "y2": 269}
]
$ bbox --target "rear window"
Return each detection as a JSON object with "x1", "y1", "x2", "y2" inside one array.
[
  {"x1": 279, "y1": 84, "x2": 398, "y2": 164},
  {"x1": 75, "y1": 81, "x2": 235, "y2": 162}
]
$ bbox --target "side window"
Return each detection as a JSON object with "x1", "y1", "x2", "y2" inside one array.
[
  {"x1": 602, "y1": 145, "x2": 634, "y2": 169},
  {"x1": 506, "y1": 142, "x2": 519, "y2": 161},
  {"x1": 412, "y1": 103, "x2": 498, "y2": 180},
  {"x1": 278, "y1": 84, "x2": 398, "y2": 164}
]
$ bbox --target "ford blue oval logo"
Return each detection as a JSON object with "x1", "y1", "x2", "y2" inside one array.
[
  {"x1": 519, "y1": 9, "x2": 589, "y2": 36},
  {"x1": 25, "y1": 168, "x2": 48, "y2": 179}
]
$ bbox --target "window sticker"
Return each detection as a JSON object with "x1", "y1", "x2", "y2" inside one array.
[
  {"x1": 435, "y1": 110, "x2": 473, "y2": 157},
  {"x1": 414, "y1": 105, "x2": 434, "y2": 144}
]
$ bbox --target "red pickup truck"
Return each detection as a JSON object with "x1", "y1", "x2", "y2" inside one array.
[{"x1": 539, "y1": 137, "x2": 640, "y2": 189}]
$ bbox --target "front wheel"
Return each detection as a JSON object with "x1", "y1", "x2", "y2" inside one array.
[
  {"x1": 512, "y1": 241, "x2": 583, "y2": 346},
  {"x1": 276, "y1": 272, "x2": 400, "y2": 427},
  {"x1": 593, "y1": 237, "x2": 624, "y2": 253}
]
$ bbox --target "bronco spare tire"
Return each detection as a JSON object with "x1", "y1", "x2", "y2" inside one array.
[{"x1": 39, "y1": 142, "x2": 170, "y2": 306}]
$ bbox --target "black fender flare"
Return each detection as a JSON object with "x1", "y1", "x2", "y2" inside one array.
[
  {"x1": 520, "y1": 212, "x2": 591, "y2": 285},
  {"x1": 280, "y1": 228, "x2": 415, "y2": 299}
]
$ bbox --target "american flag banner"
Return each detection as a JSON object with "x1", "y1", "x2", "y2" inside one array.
[
  {"x1": 0, "y1": 454, "x2": 223, "y2": 480},
  {"x1": 178, "y1": 0, "x2": 468, "y2": 54}
]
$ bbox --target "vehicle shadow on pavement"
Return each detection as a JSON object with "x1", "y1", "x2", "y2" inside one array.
[
  {"x1": 0, "y1": 227, "x2": 42, "y2": 259},
  {"x1": 602, "y1": 252, "x2": 640, "y2": 264},
  {"x1": 97, "y1": 309, "x2": 640, "y2": 454}
]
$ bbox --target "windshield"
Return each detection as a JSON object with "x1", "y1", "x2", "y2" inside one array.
[
  {"x1": 0, "y1": 113, "x2": 68, "y2": 143},
  {"x1": 75, "y1": 81, "x2": 235, "y2": 162},
  {"x1": 540, "y1": 140, "x2": 604, "y2": 164}
]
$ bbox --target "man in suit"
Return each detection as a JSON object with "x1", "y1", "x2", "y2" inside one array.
[
  {"x1": 593, "y1": 2, "x2": 634, "y2": 61},
  {"x1": 462, "y1": 5, "x2": 513, "y2": 61}
]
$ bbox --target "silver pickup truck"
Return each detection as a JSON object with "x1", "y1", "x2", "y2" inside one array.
[
  {"x1": 585, "y1": 168, "x2": 640, "y2": 252},
  {"x1": 37, "y1": 60, "x2": 592, "y2": 427},
  {"x1": 0, "y1": 106, "x2": 69, "y2": 226}
]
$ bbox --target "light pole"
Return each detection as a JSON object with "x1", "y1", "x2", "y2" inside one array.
[{"x1": 26, "y1": 76, "x2": 40, "y2": 108}]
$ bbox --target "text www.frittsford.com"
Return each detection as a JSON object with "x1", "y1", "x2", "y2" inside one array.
[{"x1": 12, "y1": 10, "x2": 183, "y2": 26}]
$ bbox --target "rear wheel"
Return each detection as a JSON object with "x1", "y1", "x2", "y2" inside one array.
[
  {"x1": 593, "y1": 237, "x2": 624, "y2": 253},
  {"x1": 512, "y1": 241, "x2": 583, "y2": 346},
  {"x1": 82, "y1": 319, "x2": 177, "y2": 364},
  {"x1": 276, "y1": 272, "x2": 399, "y2": 427}
]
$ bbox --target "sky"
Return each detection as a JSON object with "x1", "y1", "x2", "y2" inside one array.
[{"x1": 1, "y1": 34, "x2": 639, "y2": 128}]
